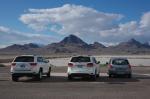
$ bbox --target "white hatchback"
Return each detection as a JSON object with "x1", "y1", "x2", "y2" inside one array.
[
  {"x1": 67, "y1": 56, "x2": 100, "y2": 80},
  {"x1": 10, "y1": 55, "x2": 52, "y2": 81}
]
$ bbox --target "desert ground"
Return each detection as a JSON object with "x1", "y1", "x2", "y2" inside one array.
[
  {"x1": 0, "y1": 66, "x2": 150, "y2": 99},
  {"x1": 0, "y1": 55, "x2": 150, "y2": 99},
  {"x1": 1, "y1": 55, "x2": 150, "y2": 67}
]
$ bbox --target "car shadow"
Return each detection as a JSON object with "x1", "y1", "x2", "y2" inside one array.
[{"x1": 22, "y1": 75, "x2": 142, "y2": 84}]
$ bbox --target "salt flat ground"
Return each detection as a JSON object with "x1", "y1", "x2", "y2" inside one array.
[
  {"x1": 0, "y1": 66, "x2": 150, "y2": 99},
  {"x1": 50, "y1": 55, "x2": 150, "y2": 66},
  {"x1": 1, "y1": 55, "x2": 150, "y2": 67}
]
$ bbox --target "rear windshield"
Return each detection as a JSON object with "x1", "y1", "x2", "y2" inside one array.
[
  {"x1": 112, "y1": 59, "x2": 129, "y2": 65},
  {"x1": 71, "y1": 56, "x2": 91, "y2": 62},
  {"x1": 14, "y1": 56, "x2": 34, "y2": 62}
]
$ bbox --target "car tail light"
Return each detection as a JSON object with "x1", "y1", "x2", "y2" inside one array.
[
  {"x1": 68, "y1": 63, "x2": 74, "y2": 67},
  {"x1": 87, "y1": 63, "x2": 94, "y2": 67},
  {"x1": 30, "y1": 63, "x2": 37, "y2": 66},
  {"x1": 108, "y1": 64, "x2": 112, "y2": 68},
  {"x1": 128, "y1": 64, "x2": 131, "y2": 69},
  {"x1": 11, "y1": 63, "x2": 16, "y2": 66}
]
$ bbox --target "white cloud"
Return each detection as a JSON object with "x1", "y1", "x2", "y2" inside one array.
[
  {"x1": 0, "y1": 26, "x2": 58, "y2": 48},
  {"x1": 140, "y1": 11, "x2": 150, "y2": 28},
  {"x1": 18, "y1": 4, "x2": 150, "y2": 45},
  {"x1": 0, "y1": 26, "x2": 10, "y2": 33},
  {"x1": 20, "y1": 4, "x2": 123, "y2": 34}
]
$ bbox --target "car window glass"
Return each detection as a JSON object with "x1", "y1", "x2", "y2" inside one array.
[
  {"x1": 93, "y1": 58, "x2": 97, "y2": 63},
  {"x1": 14, "y1": 56, "x2": 34, "y2": 62},
  {"x1": 112, "y1": 59, "x2": 129, "y2": 65},
  {"x1": 43, "y1": 58, "x2": 48, "y2": 63},
  {"x1": 37, "y1": 57, "x2": 43, "y2": 62},
  {"x1": 71, "y1": 56, "x2": 91, "y2": 62}
]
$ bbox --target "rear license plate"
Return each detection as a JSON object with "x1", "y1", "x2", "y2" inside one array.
[
  {"x1": 77, "y1": 65, "x2": 83, "y2": 68},
  {"x1": 117, "y1": 71, "x2": 125, "y2": 74},
  {"x1": 20, "y1": 64, "x2": 26, "y2": 68}
]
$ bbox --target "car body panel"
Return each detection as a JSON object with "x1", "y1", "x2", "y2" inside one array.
[
  {"x1": 67, "y1": 56, "x2": 100, "y2": 77},
  {"x1": 108, "y1": 58, "x2": 132, "y2": 75}
]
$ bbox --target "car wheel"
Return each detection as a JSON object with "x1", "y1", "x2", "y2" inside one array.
[
  {"x1": 90, "y1": 74, "x2": 96, "y2": 81},
  {"x1": 12, "y1": 76, "x2": 19, "y2": 82},
  {"x1": 127, "y1": 74, "x2": 132, "y2": 78},
  {"x1": 68, "y1": 75, "x2": 73, "y2": 80},
  {"x1": 35, "y1": 70, "x2": 43, "y2": 81},
  {"x1": 109, "y1": 74, "x2": 112, "y2": 78},
  {"x1": 96, "y1": 74, "x2": 100, "y2": 78},
  {"x1": 46, "y1": 67, "x2": 51, "y2": 77}
]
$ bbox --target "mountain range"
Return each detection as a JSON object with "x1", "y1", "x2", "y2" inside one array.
[{"x1": 0, "y1": 34, "x2": 150, "y2": 55}]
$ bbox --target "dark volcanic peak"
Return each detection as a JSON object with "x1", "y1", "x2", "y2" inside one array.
[
  {"x1": 59, "y1": 34, "x2": 88, "y2": 45},
  {"x1": 127, "y1": 38, "x2": 141, "y2": 45},
  {"x1": 116, "y1": 38, "x2": 150, "y2": 48},
  {"x1": 90, "y1": 42, "x2": 106, "y2": 48},
  {"x1": 4, "y1": 43, "x2": 40, "y2": 50},
  {"x1": 24, "y1": 43, "x2": 39, "y2": 48},
  {"x1": 6, "y1": 44, "x2": 23, "y2": 49}
]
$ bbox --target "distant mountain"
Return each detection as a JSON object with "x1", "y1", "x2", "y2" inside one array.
[
  {"x1": 59, "y1": 34, "x2": 88, "y2": 46},
  {"x1": 0, "y1": 35, "x2": 150, "y2": 55},
  {"x1": 89, "y1": 42, "x2": 106, "y2": 49},
  {"x1": 0, "y1": 43, "x2": 40, "y2": 55},
  {"x1": 109, "y1": 38, "x2": 150, "y2": 54},
  {"x1": 4, "y1": 43, "x2": 40, "y2": 50},
  {"x1": 44, "y1": 35, "x2": 90, "y2": 53},
  {"x1": 115, "y1": 38, "x2": 150, "y2": 49}
]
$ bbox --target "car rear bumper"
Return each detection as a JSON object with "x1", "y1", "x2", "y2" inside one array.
[
  {"x1": 11, "y1": 72, "x2": 38, "y2": 77},
  {"x1": 108, "y1": 70, "x2": 132, "y2": 75},
  {"x1": 68, "y1": 73, "x2": 95, "y2": 77}
]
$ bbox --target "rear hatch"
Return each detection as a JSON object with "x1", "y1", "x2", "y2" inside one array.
[
  {"x1": 12, "y1": 56, "x2": 36, "y2": 71},
  {"x1": 111, "y1": 59, "x2": 130, "y2": 71},
  {"x1": 68, "y1": 56, "x2": 93, "y2": 71}
]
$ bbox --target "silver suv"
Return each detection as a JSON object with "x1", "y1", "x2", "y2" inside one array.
[
  {"x1": 107, "y1": 58, "x2": 132, "y2": 78},
  {"x1": 10, "y1": 55, "x2": 52, "y2": 81}
]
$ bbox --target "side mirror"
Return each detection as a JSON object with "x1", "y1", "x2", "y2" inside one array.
[
  {"x1": 97, "y1": 61, "x2": 100, "y2": 64},
  {"x1": 106, "y1": 62, "x2": 108, "y2": 65}
]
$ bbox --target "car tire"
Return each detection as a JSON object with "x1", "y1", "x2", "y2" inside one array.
[
  {"x1": 46, "y1": 67, "x2": 51, "y2": 77},
  {"x1": 35, "y1": 70, "x2": 43, "y2": 81},
  {"x1": 127, "y1": 74, "x2": 132, "y2": 78},
  {"x1": 12, "y1": 76, "x2": 19, "y2": 82},
  {"x1": 96, "y1": 74, "x2": 100, "y2": 78},
  {"x1": 90, "y1": 74, "x2": 96, "y2": 81},
  {"x1": 68, "y1": 75, "x2": 72, "y2": 80},
  {"x1": 109, "y1": 74, "x2": 112, "y2": 78}
]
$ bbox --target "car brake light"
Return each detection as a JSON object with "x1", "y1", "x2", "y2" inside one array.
[
  {"x1": 11, "y1": 63, "x2": 16, "y2": 66},
  {"x1": 108, "y1": 64, "x2": 112, "y2": 68},
  {"x1": 128, "y1": 64, "x2": 131, "y2": 69},
  {"x1": 30, "y1": 63, "x2": 37, "y2": 66},
  {"x1": 68, "y1": 63, "x2": 74, "y2": 67},
  {"x1": 87, "y1": 63, "x2": 94, "y2": 67}
]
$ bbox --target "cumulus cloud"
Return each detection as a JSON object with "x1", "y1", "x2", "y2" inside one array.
[
  {"x1": 19, "y1": 4, "x2": 150, "y2": 45},
  {"x1": 20, "y1": 4, "x2": 123, "y2": 34},
  {"x1": 0, "y1": 26, "x2": 58, "y2": 48},
  {"x1": 140, "y1": 11, "x2": 150, "y2": 28}
]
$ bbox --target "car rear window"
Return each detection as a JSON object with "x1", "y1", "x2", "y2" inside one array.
[
  {"x1": 112, "y1": 59, "x2": 129, "y2": 65},
  {"x1": 14, "y1": 56, "x2": 34, "y2": 62},
  {"x1": 71, "y1": 56, "x2": 91, "y2": 62}
]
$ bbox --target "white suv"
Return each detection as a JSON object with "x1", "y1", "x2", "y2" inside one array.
[
  {"x1": 10, "y1": 55, "x2": 52, "y2": 81},
  {"x1": 67, "y1": 56, "x2": 100, "y2": 80}
]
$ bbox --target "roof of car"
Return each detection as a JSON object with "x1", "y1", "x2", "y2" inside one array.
[
  {"x1": 110, "y1": 57, "x2": 128, "y2": 60},
  {"x1": 72, "y1": 55, "x2": 93, "y2": 58},
  {"x1": 16, "y1": 55, "x2": 40, "y2": 57}
]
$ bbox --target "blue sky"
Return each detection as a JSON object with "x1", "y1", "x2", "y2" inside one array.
[{"x1": 0, "y1": 0, "x2": 150, "y2": 47}]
